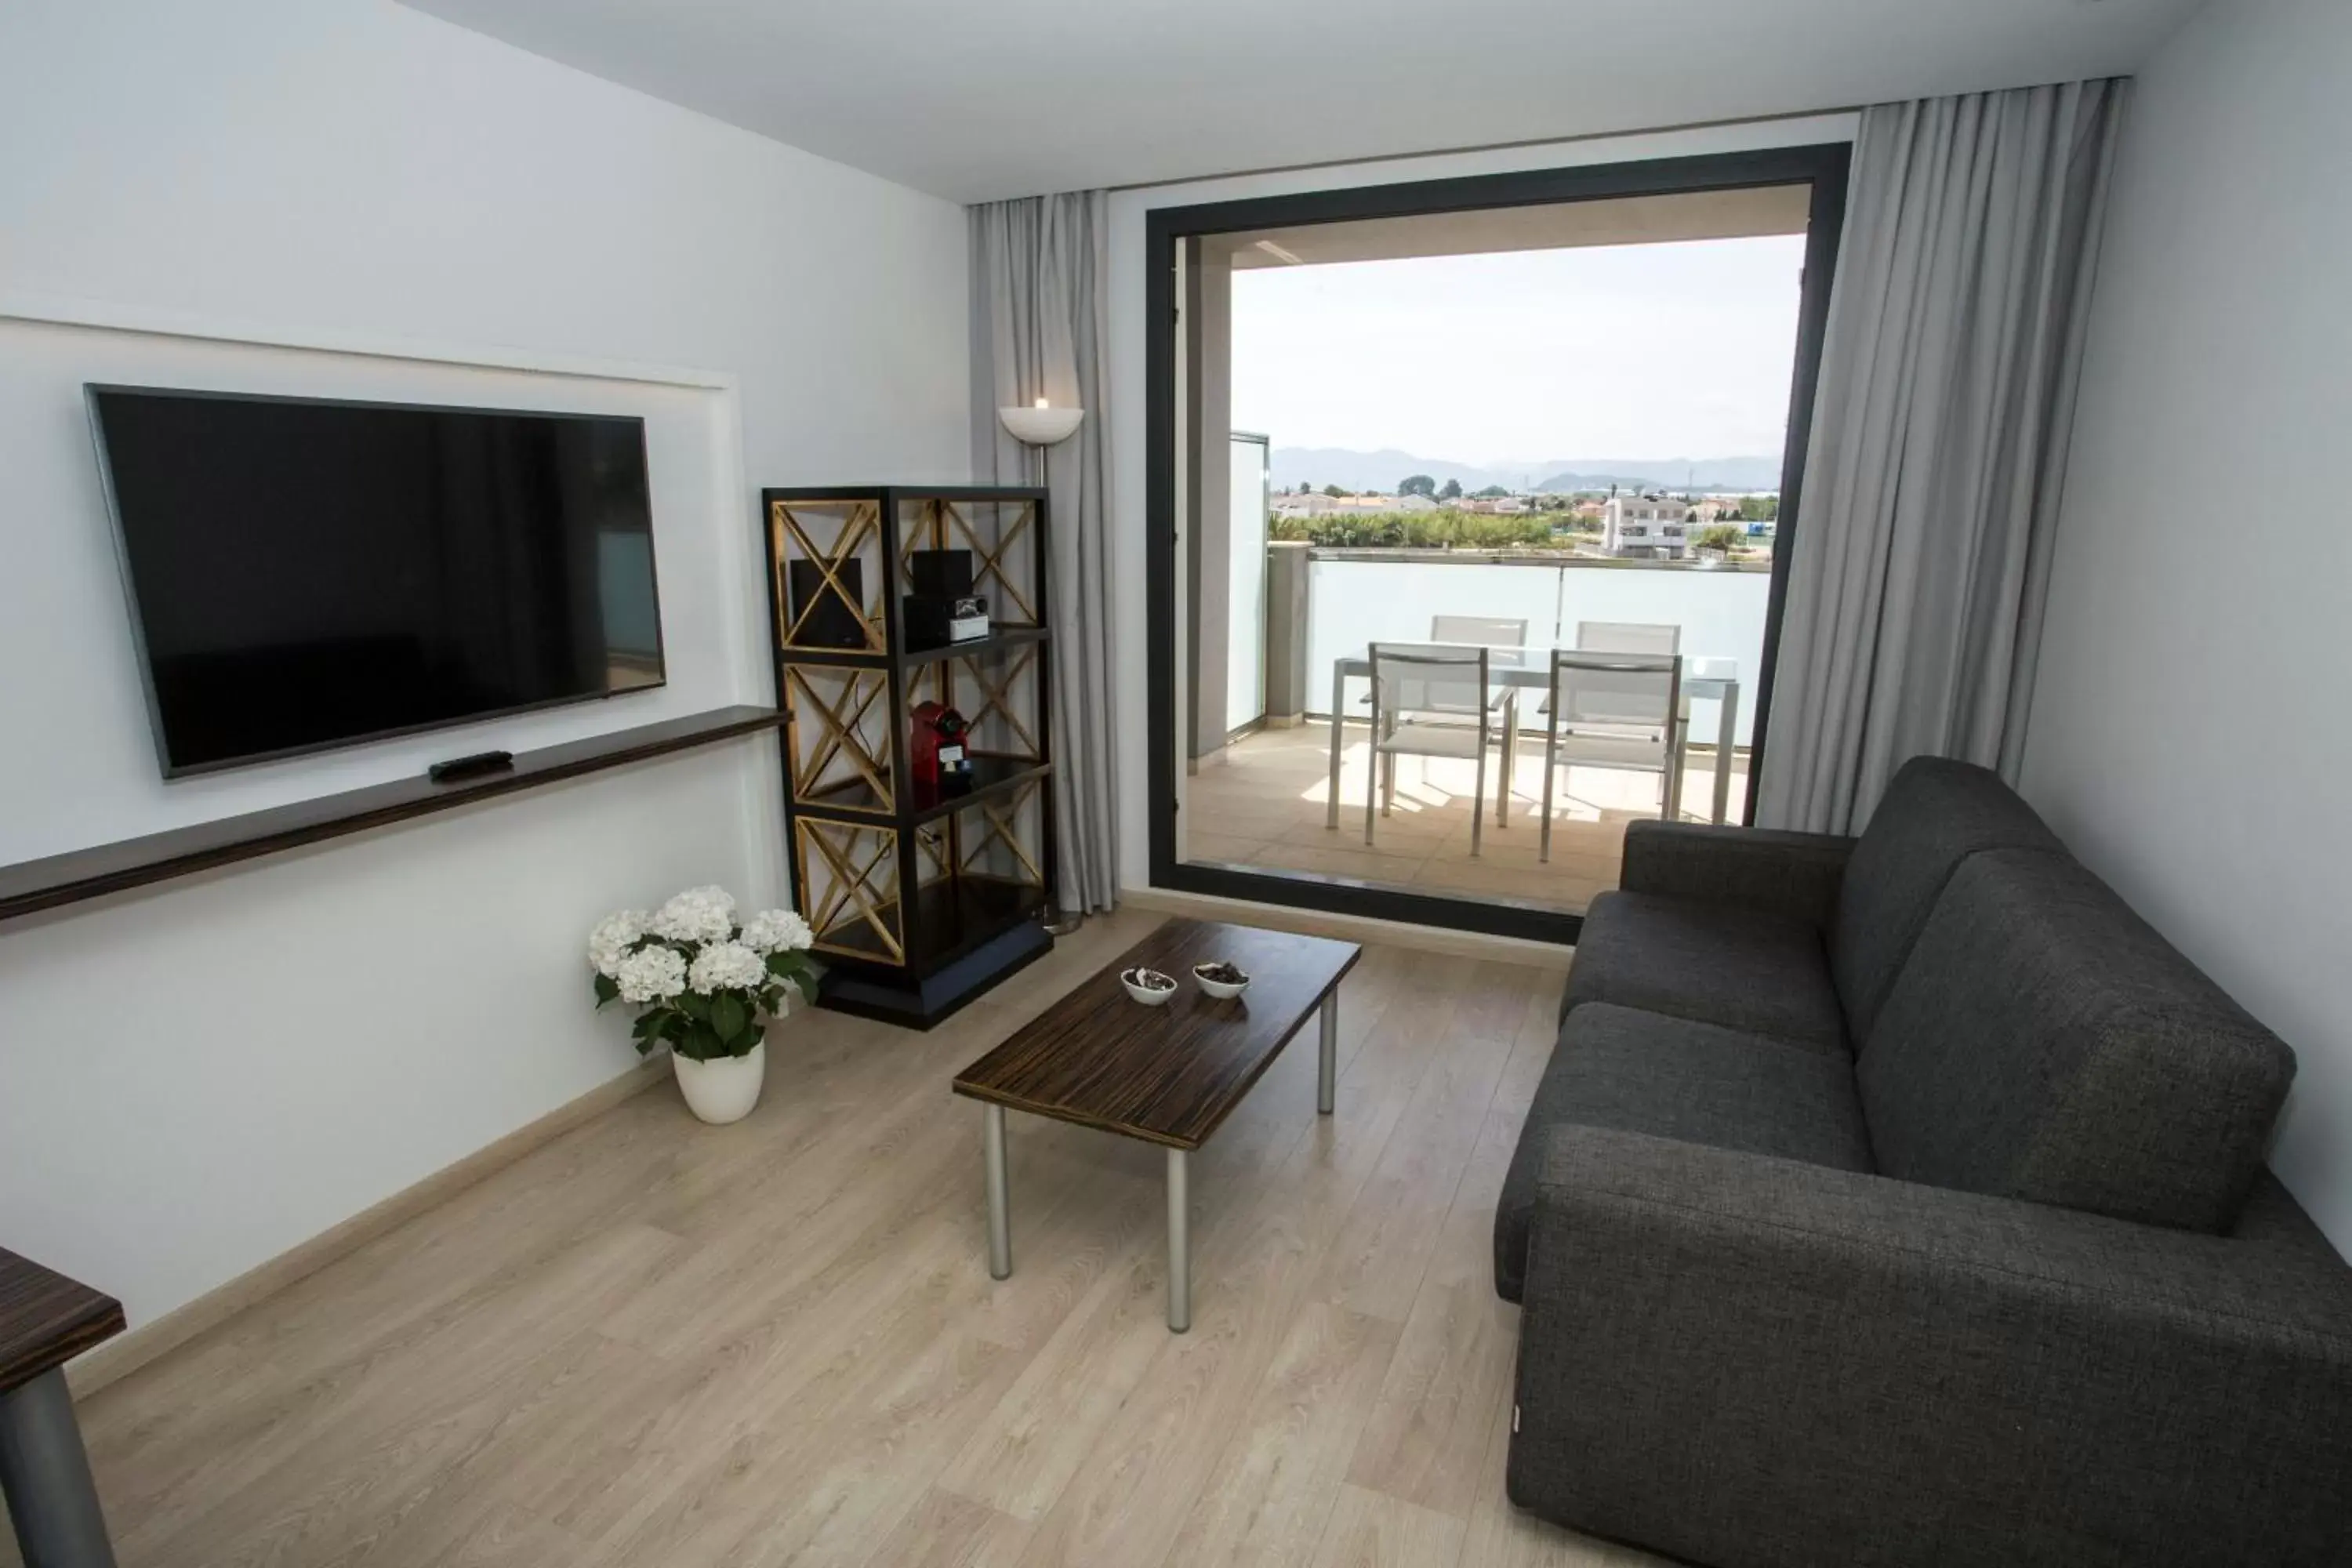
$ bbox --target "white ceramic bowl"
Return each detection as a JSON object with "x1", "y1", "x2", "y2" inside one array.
[
  {"x1": 1121, "y1": 967, "x2": 1178, "y2": 1006},
  {"x1": 1192, "y1": 962, "x2": 1251, "y2": 1000}
]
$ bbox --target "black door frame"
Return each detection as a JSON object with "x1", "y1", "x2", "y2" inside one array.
[{"x1": 1145, "y1": 142, "x2": 1851, "y2": 946}]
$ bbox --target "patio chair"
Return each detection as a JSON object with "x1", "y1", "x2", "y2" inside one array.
[
  {"x1": 1537, "y1": 649, "x2": 1682, "y2": 862},
  {"x1": 1576, "y1": 620, "x2": 1681, "y2": 655},
  {"x1": 1432, "y1": 614, "x2": 1528, "y2": 648},
  {"x1": 1355, "y1": 618, "x2": 1525, "y2": 827},
  {"x1": 1432, "y1": 615, "x2": 1526, "y2": 822},
  {"x1": 1366, "y1": 642, "x2": 1498, "y2": 857}
]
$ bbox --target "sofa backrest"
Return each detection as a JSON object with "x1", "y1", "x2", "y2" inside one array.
[
  {"x1": 1831, "y1": 757, "x2": 2067, "y2": 1038},
  {"x1": 1856, "y1": 849, "x2": 2296, "y2": 1233}
]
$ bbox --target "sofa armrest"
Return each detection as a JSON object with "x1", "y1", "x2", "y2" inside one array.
[
  {"x1": 1512, "y1": 1125, "x2": 2352, "y2": 1568},
  {"x1": 1617, "y1": 820, "x2": 1854, "y2": 928}
]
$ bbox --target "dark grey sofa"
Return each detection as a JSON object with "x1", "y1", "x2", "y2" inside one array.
[{"x1": 1493, "y1": 757, "x2": 2352, "y2": 1567}]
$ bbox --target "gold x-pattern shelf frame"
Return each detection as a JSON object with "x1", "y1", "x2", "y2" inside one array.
[
  {"x1": 795, "y1": 818, "x2": 904, "y2": 964},
  {"x1": 953, "y1": 779, "x2": 1047, "y2": 891},
  {"x1": 906, "y1": 647, "x2": 1044, "y2": 764},
  {"x1": 772, "y1": 498, "x2": 888, "y2": 654},
  {"x1": 900, "y1": 497, "x2": 1041, "y2": 628},
  {"x1": 783, "y1": 666, "x2": 895, "y2": 815}
]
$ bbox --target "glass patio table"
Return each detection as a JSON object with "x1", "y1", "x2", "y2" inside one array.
[{"x1": 1323, "y1": 644, "x2": 1743, "y2": 831}]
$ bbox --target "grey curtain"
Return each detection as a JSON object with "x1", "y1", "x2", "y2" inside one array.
[
  {"x1": 970, "y1": 192, "x2": 1119, "y2": 912},
  {"x1": 1757, "y1": 80, "x2": 2127, "y2": 833}
]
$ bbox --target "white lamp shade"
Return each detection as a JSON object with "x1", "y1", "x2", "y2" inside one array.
[{"x1": 998, "y1": 405, "x2": 1085, "y2": 446}]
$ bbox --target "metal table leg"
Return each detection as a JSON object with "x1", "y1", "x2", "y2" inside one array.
[
  {"x1": 0, "y1": 1367, "x2": 118, "y2": 1568},
  {"x1": 1326, "y1": 661, "x2": 1348, "y2": 829},
  {"x1": 983, "y1": 1104, "x2": 1011, "y2": 1279},
  {"x1": 1318, "y1": 989, "x2": 1338, "y2": 1115},
  {"x1": 1166, "y1": 1149, "x2": 1191, "y2": 1333},
  {"x1": 1713, "y1": 681, "x2": 1740, "y2": 825},
  {"x1": 1497, "y1": 693, "x2": 1515, "y2": 828}
]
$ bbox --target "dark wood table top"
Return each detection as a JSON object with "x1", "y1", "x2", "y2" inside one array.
[
  {"x1": 0, "y1": 1247, "x2": 124, "y2": 1394},
  {"x1": 953, "y1": 919, "x2": 1361, "y2": 1150}
]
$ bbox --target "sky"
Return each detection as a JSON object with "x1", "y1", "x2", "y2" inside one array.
[{"x1": 1229, "y1": 234, "x2": 1807, "y2": 468}]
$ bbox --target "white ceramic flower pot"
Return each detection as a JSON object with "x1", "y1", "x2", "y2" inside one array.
[{"x1": 672, "y1": 1043, "x2": 765, "y2": 1125}]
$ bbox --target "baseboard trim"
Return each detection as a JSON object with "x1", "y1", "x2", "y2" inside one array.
[
  {"x1": 1122, "y1": 884, "x2": 1574, "y2": 971},
  {"x1": 67, "y1": 1055, "x2": 670, "y2": 1396}
]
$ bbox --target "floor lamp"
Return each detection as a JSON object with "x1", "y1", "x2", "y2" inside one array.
[{"x1": 996, "y1": 397, "x2": 1085, "y2": 936}]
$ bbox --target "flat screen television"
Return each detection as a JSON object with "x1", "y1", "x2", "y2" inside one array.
[{"x1": 88, "y1": 386, "x2": 666, "y2": 777}]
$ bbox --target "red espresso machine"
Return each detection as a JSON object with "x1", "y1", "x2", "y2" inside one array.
[{"x1": 909, "y1": 701, "x2": 974, "y2": 804}]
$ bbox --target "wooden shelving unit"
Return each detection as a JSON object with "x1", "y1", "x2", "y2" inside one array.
[{"x1": 760, "y1": 485, "x2": 1057, "y2": 1028}]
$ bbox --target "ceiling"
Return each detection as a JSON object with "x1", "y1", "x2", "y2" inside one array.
[{"x1": 398, "y1": 0, "x2": 2201, "y2": 204}]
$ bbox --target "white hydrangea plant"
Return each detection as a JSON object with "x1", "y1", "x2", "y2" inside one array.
[{"x1": 590, "y1": 887, "x2": 819, "y2": 1061}]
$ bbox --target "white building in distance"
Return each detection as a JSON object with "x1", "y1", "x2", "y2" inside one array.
[{"x1": 1602, "y1": 494, "x2": 1691, "y2": 559}]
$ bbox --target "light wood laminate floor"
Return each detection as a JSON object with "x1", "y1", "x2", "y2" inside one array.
[{"x1": 20, "y1": 912, "x2": 1662, "y2": 1568}]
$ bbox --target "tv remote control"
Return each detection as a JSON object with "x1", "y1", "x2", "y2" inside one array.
[{"x1": 427, "y1": 750, "x2": 515, "y2": 782}]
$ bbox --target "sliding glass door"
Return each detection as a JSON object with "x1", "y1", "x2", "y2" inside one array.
[{"x1": 1147, "y1": 147, "x2": 1849, "y2": 942}]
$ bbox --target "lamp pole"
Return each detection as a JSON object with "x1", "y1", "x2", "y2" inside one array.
[{"x1": 996, "y1": 397, "x2": 1086, "y2": 936}]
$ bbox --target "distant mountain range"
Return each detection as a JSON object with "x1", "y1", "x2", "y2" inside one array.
[{"x1": 1268, "y1": 446, "x2": 1784, "y2": 495}]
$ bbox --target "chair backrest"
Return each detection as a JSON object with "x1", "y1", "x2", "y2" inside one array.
[
  {"x1": 1551, "y1": 650, "x2": 1679, "y2": 733},
  {"x1": 1431, "y1": 615, "x2": 1528, "y2": 648},
  {"x1": 1577, "y1": 620, "x2": 1681, "y2": 655},
  {"x1": 1832, "y1": 757, "x2": 2068, "y2": 1038},
  {"x1": 1370, "y1": 641, "x2": 1490, "y2": 723},
  {"x1": 1857, "y1": 848, "x2": 2295, "y2": 1234}
]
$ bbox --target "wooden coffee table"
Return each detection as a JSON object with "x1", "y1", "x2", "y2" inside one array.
[
  {"x1": 952, "y1": 919, "x2": 1360, "y2": 1331},
  {"x1": 1, "y1": 1247, "x2": 125, "y2": 1567}
]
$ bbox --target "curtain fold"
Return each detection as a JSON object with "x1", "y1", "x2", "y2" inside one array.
[
  {"x1": 1757, "y1": 79, "x2": 2127, "y2": 834},
  {"x1": 969, "y1": 192, "x2": 1119, "y2": 913}
]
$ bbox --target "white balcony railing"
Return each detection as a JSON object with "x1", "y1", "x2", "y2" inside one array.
[{"x1": 1296, "y1": 548, "x2": 1769, "y2": 748}]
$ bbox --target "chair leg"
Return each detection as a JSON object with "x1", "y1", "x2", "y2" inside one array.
[
  {"x1": 1472, "y1": 749, "x2": 1486, "y2": 858},
  {"x1": 1381, "y1": 751, "x2": 1396, "y2": 817},
  {"x1": 1365, "y1": 691, "x2": 1380, "y2": 847}
]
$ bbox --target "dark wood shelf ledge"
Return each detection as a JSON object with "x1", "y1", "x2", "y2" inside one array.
[
  {"x1": 774, "y1": 623, "x2": 1050, "y2": 672},
  {"x1": 902, "y1": 624, "x2": 1050, "y2": 669},
  {"x1": 0, "y1": 705, "x2": 787, "y2": 925},
  {"x1": 909, "y1": 757, "x2": 1053, "y2": 826}
]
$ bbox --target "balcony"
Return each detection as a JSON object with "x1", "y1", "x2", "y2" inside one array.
[{"x1": 1185, "y1": 544, "x2": 1766, "y2": 916}]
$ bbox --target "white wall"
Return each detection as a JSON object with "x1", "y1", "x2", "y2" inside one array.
[
  {"x1": 0, "y1": 0, "x2": 968, "y2": 1328},
  {"x1": 2020, "y1": 0, "x2": 2352, "y2": 1250},
  {"x1": 1107, "y1": 114, "x2": 1857, "y2": 891}
]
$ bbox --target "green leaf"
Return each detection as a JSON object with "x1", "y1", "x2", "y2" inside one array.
[
  {"x1": 593, "y1": 971, "x2": 619, "y2": 1007},
  {"x1": 631, "y1": 1010, "x2": 668, "y2": 1040},
  {"x1": 675, "y1": 991, "x2": 709, "y2": 1023},
  {"x1": 712, "y1": 992, "x2": 746, "y2": 1042}
]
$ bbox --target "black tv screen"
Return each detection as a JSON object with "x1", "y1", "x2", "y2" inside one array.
[{"x1": 89, "y1": 387, "x2": 665, "y2": 776}]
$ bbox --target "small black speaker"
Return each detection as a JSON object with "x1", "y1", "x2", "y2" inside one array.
[
  {"x1": 786, "y1": 558, "x2": 867, "y2": 648},
  {"x1": 909, "y1": 548, "x2": 975, "y2": 601}
]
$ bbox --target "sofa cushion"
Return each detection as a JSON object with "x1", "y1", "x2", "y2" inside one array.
[
  {"x1": 1857, "y1": 850, "x2": 2296, "y2": 1234},
  {"x1": 1563, "y1": 890, "x2": 1846, "y2": 1054},
  {"x1": 1494, "y1": 1003, "x2": 1874, "y2": 1301},
  {"x1": 1831, "y1": 756, "x2": 2067, "y2": 1040}
]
